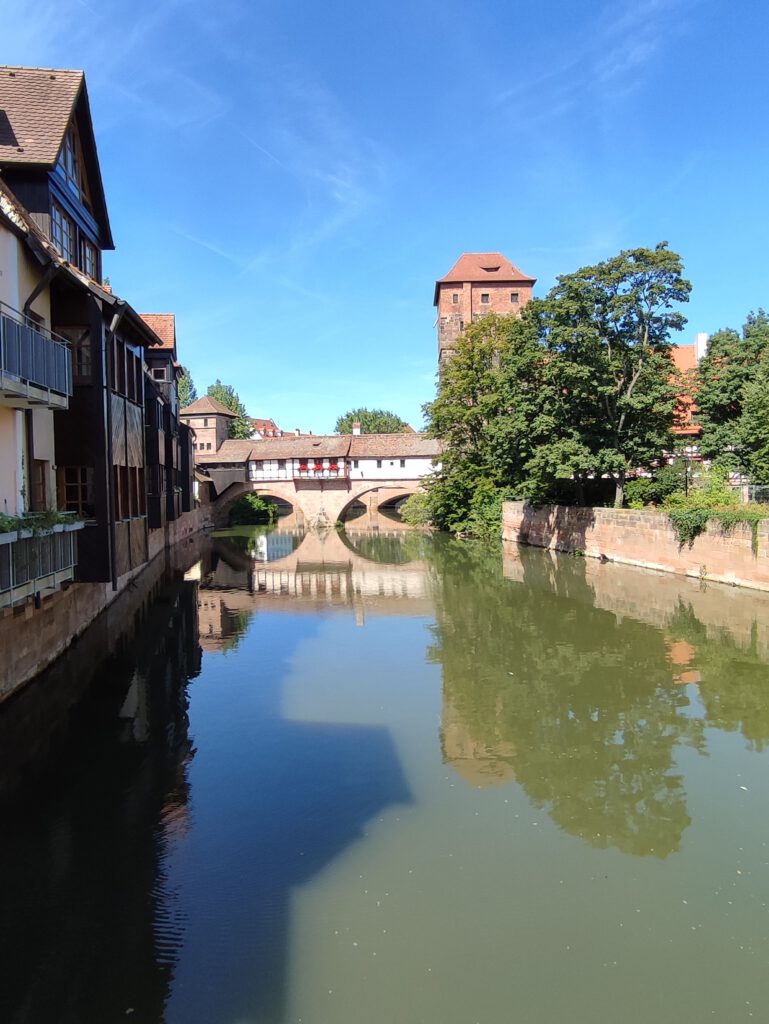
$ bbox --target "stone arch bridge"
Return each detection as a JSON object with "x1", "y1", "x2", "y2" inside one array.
[{"x1": 197, "y1": 432, "x2": 440, "y2": 527}]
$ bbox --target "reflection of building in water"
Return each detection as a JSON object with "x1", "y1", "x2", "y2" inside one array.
[
  {"x1": 196, "y1": 529, "x2": 436, "y2": 652},
  {"x1": 0, "y1": 567, "x2": 202, "y2": 1024},
  {"x1": 252, "y1": 530, "x2": 301, "y2": 562},
  {"x1": 441, "y1": 697, "x2": 516, "y2": 787},
  {"x1": 665, "y1": 639, "x2": 702, "y2": 685}
]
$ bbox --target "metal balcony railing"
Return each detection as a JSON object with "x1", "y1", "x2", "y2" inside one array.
[
  {"x1": 0, "y1": 302, "x2": 72, "y2": 398},
  {"x1": 0, "y1": 526, "x2": 80, "y2": 608}
]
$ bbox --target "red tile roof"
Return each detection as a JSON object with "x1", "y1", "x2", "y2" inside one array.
[
  {"x1": 140, "y1": 313, "x2": 176, "y2": 351},
  {"x1": 0, "y1": 66, "x2": 83, "y2": 166},
  {"x1": 349, "y1": 433, "x2": 442, "y2": 458},
  {"x1": 250, "y1": 417, "x2": 282, "y2": 436},
  {"x1": 434, "y1": 252, "x2": 536, "y2": 305},
  {"x1": 180, "y1": 395, "x2": 237, "y2": 418},
  {"x1": 195, "y1": 433, "x2": 442, "y2": 464}
]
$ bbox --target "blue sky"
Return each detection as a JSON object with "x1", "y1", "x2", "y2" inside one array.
[{"x1": 6, "y1": 0, "x2": 769, "y2": 432}]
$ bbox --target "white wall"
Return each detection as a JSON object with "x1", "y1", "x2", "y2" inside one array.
[{"x1": 348, "y1": 456, "x2": 437, "y2": 481}]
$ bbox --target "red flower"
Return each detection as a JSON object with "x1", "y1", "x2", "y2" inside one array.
[
  {"x1": 299, "y1": 463, "x2": 308, "y2": 471},
  {"x1": 329, "y1": 462, "x2": 339, "y2": 471}
]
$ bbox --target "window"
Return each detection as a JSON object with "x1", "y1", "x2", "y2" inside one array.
[
  {"x1": 206, "y1": 442, "x2": 212, "y2": 450},
  {"x1": 203, "y1": 418, "x2": 209, "y2": 427},
  {"x1": 51, "y1": 203, "x2": 75, "y2": 262},
  {"x1": 400, "y1": 459, "x2": 406, "y2": 468},
  {"x1": 452, "y1": 293, "x2": 459, "y2": 304},
  {"x1": 56, "y1": 326, "x2": 91, "y2": 382},
  {"x1": 81, "y1": 237, "x2": 98, "y2": 279},
  {"x1": 278, "y1": 459, "x2": 286, "y2": 469},
  {"x1": 510, "y1": 292, "x2": 519, "y2": 304},
  {"x1": 376, "y1": 459, "x2": 382, "y2": 468},
  {"x1": 152, "y1": 367, "x2": 167, "y2": 381},
  {"x1": 480, "y1": 293, "x2": 490, "y2": 304},
  {"x1": 31, "y1": 460, "x2": 47, "y2": 511},
  {"x1": 60, "y1": 466, "x2": 94, "y2": 517},
  {"x1": 353, "y1": 459, "x2": 359, "y2": 468}
]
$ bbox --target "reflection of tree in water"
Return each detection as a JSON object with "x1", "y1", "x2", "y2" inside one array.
[
  {"x1": 343, "y1": 530, "x2": 431, "y2": 565},
  {"x1": 667, "y1": 602, "x2": 769, "y2": 752},
  {"x1": 428, "y1": 541, "x2": 704, "y2": 858}
]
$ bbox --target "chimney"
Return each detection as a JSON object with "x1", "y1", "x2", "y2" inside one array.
[
  {"x1": 352, "y1": 421, "x2": 361, "y2": 435},
  {"x1": 695, "y1": 332, "x2": 710, "y2": 362}
]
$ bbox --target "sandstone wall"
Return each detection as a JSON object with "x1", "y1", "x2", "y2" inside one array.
[{"x1": 502, "y1": 501, "x2": 769, "y2": 593}]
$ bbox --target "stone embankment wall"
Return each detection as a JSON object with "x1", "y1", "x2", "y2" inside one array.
[
  {"x1": 502, "y1": 501, "x2": 769, "y2": 593},
  {"x1": 0, "y1": 505, "x2": 211, "y2": 701}
]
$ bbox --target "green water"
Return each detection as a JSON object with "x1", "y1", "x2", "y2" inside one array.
[{"x1": 1, "y1": 528, "x2": 769, "y2": 1023}]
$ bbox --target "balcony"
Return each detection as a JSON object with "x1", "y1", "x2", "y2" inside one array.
[
  {"x1": 0, "y1": 519, "x2": 83, "y2": 609},
  {"x1": 0, "y1": 302, "x2": 72, "y2": 409}
]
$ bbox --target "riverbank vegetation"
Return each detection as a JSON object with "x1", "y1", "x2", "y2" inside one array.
[
  {"x1": 422, "y1": 243, "x2": 692, "y2": 535},
  {"x1": 422, "y1": 242, "x2": 769, "y2": 540}
]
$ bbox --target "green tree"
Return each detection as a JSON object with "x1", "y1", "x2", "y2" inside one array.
[
  {"x1": 735, "y1": 364, "x2": 769, "y2": 484},
  {"x1": 697, "y1": 310, "x2": 769, "y2": 471},
  {"x1": 207, "y1": 379, "x2": 252, "y2": 439},
  {"x1": 423, "y1": 314, "x2": 517, "y2": 532},
  {"x1": 335, "y1": 408, "x2": 409, "y2": 434},
  {"x1": 541, "y1": 242, "x2": 691, "y2": 507},
  {"x1": 177, "y1": 366, "x2": 198, "y2": 409}
]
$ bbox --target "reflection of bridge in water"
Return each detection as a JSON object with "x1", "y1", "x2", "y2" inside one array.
[{"x1": 191, "y1": 524, "x2": 435, "y2": 652}]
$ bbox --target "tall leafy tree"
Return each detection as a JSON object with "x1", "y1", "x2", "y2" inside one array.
[
  {"x1": 735, "y1": 364, "x2": 769, "y2": 485},
  {"x1": 541, "y1": 242, "x2": 690, "y2": 506},
  {"x1": 207, "y1": 380, "x2": 252, "y2": 439},
  {"x1": 424, "y1": 312, "x2": 543, "y2": 531},
  {"x1": 335, "y1": 408, "x2": 408, "y2": 433},
  {"x1": 177, "y1": 366, "x2": 198, "y2": 409},
  {"x1": 697, "y1": 310, "x2": 769, "y2": 469}
]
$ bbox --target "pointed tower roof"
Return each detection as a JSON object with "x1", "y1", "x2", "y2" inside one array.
[
  {"x1": 434, "y1": 252, "x2": 536, "y2": 305},
  {"x1": 180, "y1": 395, "x2": 237, "y2": 418}
]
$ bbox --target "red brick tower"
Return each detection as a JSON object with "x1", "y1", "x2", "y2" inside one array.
[{"x1": 434, "y1": 252, "x2": 536, "y2": 363}]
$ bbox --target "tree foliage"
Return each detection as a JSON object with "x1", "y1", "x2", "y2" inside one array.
[
  {"x1": 177, "y1": 366, "x2": 198, "y2": 409},
  {"x1": 697, "y1": 310, "x2": 769, "y2": 480},
  {"x1": 540, "y1": 242, "x2": 690, "y2": 506},
  {"x1": 422, "y1": 243, "x2": 691, "y2": 531},
  {"x1": 207, "y1": 379, "x2": 252, "y2": 439},
  {"x1": 335, "y1": 408, "x2": 409, "y2": 434}
]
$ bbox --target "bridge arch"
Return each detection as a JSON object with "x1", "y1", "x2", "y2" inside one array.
[{"x1": 212, "y1": 478, "x2": 426, "y2": 527}]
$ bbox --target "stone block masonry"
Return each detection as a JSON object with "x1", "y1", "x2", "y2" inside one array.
[{"x1": 502, "y1": 501, "x2": 769, "y2": 593}]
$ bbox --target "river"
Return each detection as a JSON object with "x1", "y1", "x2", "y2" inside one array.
[{"x1": 1, "y1": 524, "x2": 769, "y2": 1024}]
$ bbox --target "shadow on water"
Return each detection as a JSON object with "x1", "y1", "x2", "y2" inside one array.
[
  {"x1": 0, "y1": 562, "x2": 201, "y2": 1024},
  {"x1": 163, "y1": 609, "x2": 412, "y2": 1024}
]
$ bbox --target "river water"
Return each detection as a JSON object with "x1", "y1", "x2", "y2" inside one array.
[{"x1": 1, "y1": 525, "x2": 769, "y2": 1024}]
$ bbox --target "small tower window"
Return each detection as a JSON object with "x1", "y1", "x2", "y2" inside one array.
[
  {"x1": 452, "y1": 293, "x2": 459, "y2": 304},
  {"x1": 511, "y1": 292, "x2": 519, "y2": 304},
  {"x1": 481, "y1": 293, "x2": 490, "y2": 304}
]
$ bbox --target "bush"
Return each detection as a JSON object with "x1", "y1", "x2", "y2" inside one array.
[
  {"x1": 399, "y1": 492, "x2": 432, "y2": 527},
  {"x1": 662, "y1": 466, "x2": 769, "y2": 547},
  {"x1": 624, "y1": 461, "x2": 687, "y2": 507},
  {"x1": 228, "y1": 494, "x2": 279, "y2": 526}
]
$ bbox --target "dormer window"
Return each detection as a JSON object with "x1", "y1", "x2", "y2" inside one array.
[
  {"x1": 81, "y1": 237, "x2": 98, "y2": 279},
  {"x1": 51, "y1": 202, "x2": 75, "y2": 262},
  {"x1": 61, "y1": 127, "x2": 80, "y2": 190},
  {"x1": 57, "y1": 121, "x2": 92, "y2": 210}
]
